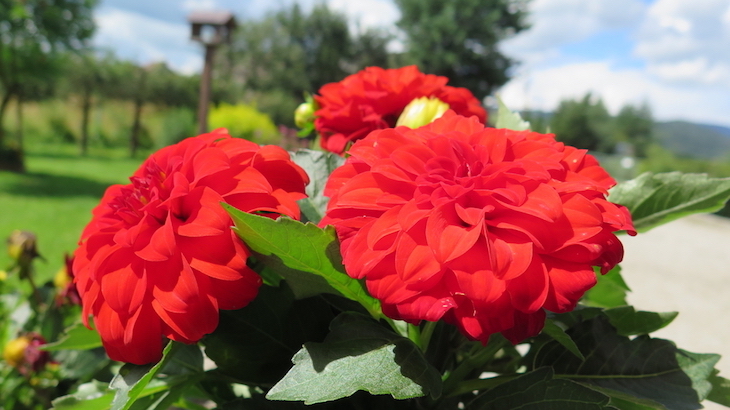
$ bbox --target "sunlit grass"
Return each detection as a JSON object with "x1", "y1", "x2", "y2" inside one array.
[{"x1": 0, "y1": 142, "x2": 145, "y2": 284}]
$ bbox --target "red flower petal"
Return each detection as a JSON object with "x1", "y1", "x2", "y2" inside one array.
[
  {"x1": 322, "y1": 112, "x2": 633, "y2": 344},
  {"x1": 72, "y1": 132, "x2": 309, "y2": 364},
  {"x1": 314, "y1": 66, "x2": 487, "y2": 154}
]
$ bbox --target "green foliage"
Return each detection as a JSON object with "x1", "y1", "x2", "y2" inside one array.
[
  {"x1": 0, "y1": 142, "x2": 144, "y2": 283},
  {"x1": 494, "y1": 96, "x2": 530, "y2": 131},
  {"x1": 602, "y1": 306, "x2": 677, "y2": 337},
  {"x1": 609, "y1": 171, "x2": 730, "y2": 232},
  {"x1": 224, "y1": 206, "x2": 383, "y2": 318},
  {"x1": 582, "y1": 267, "x2": 630, "y2": 308},
  {"x1": 707, "y1": 373, "x2": 730, "y2": 406},
  {"x1": 203, "y1": 284, "x2": 334, "y2": 385},
  {"x1": 109, "y1": 343, "x2": 206, "y2": 410},
  {"x1": 639, "y1": 144, "x2": 730, "y2": 177},
  {"x1": 208, "y1": 103, "x2": 280, "y2": 144},
  {"x1": 0, "y1": 0, "x2": 98, "y2": 156},
  {"x1": 615, "y1": 103, "x2": 653, "y2": 157},
  {"x1": 41, "y1": 322, "x2": 102, "y2": 352},
  {"x1": 267, "y1": 313, "x2": 442, "y2": 404},
  {"x1": 469, "y1": 367, "x2": 616, "y2": 409},
  {"x1": 550, "y1": 92, "x2": 613, "y2": 153},
  {"x1": 242, "y1": 89, "x2": 302, "y2": 129},
  {"x1": 151, "y1": 107, "x2": 197, "y2": 147},
  {"x1": 535, "y1": 314, "x2": 719, "y2": 410},
  {"x1": 216, "y1": 3, "x2": 391, "y2": 126},
  {"x1": 291, "y1": 149, "x2": 345, "y2": 224},
  {"x1": 540, "y1": 320, "x2": 585, "y2": 361},
  {"x1": 395, "y1": 0, "x2": 529, "y2": 99}
]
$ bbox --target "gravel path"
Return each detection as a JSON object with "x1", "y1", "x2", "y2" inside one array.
[{"x1": 619, "y1": 213, "x2": 730, "y2": 409}]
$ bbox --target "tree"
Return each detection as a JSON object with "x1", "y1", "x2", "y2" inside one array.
[
  {"x1": 615, "y1": 102, "x2": 653, "y2": 158},
  {"x1": 394, "y1": 0, "x2": 529, "y2": 99},
  {"x1": 550, "y1": 93, "x2": 613, "y2": 153},
  {"x1": 112, "y1": 62, "x2": 197, "y2": 157},
  {"x1": 62, "y1": 51, "x2": 118, "y2": 155},
  {"x1": 216, "y1": 3, "x2": 391, "y2": 126},
  {"x1": 0, "y1": 0, "x2": 96, "y2": 167}
]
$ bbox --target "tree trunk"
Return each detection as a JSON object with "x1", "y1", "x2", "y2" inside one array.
[
  {"x1": 0, "y1": 90, "x2": 12, "y2": 148},
  {"x1": 16, "y1": 93, "x2": 23, "y2": 149},
  {"x1": 129, "y1": 68, "x2": 147, "y2": 158},
  {"x1": 130, "y1": 97, "x2": 143, "y2": 158},
  {"x1": 80, "y1": 87, "x2": 92, "y2": 156}
]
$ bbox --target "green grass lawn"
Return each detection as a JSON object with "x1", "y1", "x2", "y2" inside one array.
[{"x1": 0, "y1": 142, "x2": 146, "y2": 284}]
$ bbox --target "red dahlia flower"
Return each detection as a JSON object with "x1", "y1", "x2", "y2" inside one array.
[
  {"x1": 73, "y1": 130, "x2": 309, "y2": 364},
  {"x1": 321, "y1": 113, "x2": 635, "y2": 344},
  {"x1": 313, "y1": 65, "x2": 487, "y2": 154}
]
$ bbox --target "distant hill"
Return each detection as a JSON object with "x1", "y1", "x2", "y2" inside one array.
[
  {"x1": 653, "y1": 121, "x2": 730, "y2": 159},
  {"x1": 507, "y1": 110, "x2": 730, "y2": 160}
]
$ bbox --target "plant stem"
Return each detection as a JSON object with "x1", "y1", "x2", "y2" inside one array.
[
  {"x1": 408, "y1": 323, "x2": 422, "y2": 348},
  {"x1": 442, "y1": 337, "x2": 508, "y2": 395},
  {"x1": 420, "y1": 321, "x2": 438, "y2": 352}
]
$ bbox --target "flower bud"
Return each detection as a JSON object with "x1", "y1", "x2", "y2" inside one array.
[
  {"x1": 395, "y1": 97, "x2": 450, "y2": 129},
  {"x1": 54, "y1": 255, "x2": 81, "y2": 307},
  {"x1": 7, "y1": 230, "x2": 41, "y2": 265},
  {"x1": 53, "y1": 265, "x2": 72, "y2": 290},
  {"x1": 2, "y1": 333, "x2": 50, "y2": 376},
  {"x1": 3, "y1": 336, "x2": 29, "y2": 368},
  {"x1": 294, "y1": 101, "x2": 316, "y2": 129}
]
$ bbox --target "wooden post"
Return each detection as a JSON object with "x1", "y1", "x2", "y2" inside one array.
[{"x1": 197, "y1": 44, "x2": 216, "y2": 135}]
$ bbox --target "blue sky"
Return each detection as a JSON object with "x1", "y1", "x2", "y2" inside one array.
[{"x1": 92, "y1": 0, "x2": 730, "y2": 128}]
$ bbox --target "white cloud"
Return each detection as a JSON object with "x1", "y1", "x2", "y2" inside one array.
[
  {"x1": 634, "y1": 0, "x2": 730, "y2": 86},
  {"x1": 498, "y1": 0, "x2": 730, "y2": 128},
  {"x1": 94, "y1": 6, "x2": 202, "y2": 73},
  {"x1": 499, "y1": 60, "x2": 730, "y2": 127},
  {"x1": 328, "y1": 0, "x2": 400, "y2": 32},
  {"x1": 182, "y1": 0, "x2": 220, "y2": 12},
  {"x1": 501, "y1": 0, "x2": 646, "y2": 65},
  {"x1": 647, "y1": 58, "x2": 730, "y2": 86},
  {"x1": 327, "y1": 0, "x2": 403, "y2": 52}
]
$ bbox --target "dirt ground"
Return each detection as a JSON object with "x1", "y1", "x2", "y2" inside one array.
[{"x1": 619, "y1": 213, "x2": 730, "y2": 409}]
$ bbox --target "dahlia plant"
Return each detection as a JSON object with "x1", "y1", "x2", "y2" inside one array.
[{"x1": 4, "y1": 66, "x2": 730, "y2": 410}]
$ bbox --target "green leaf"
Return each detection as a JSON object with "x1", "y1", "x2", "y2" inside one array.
[
  {"x1": 225, "y1": 206, "x2": 382, "y2": 318},
  {"x1": 551, "y1": 306, "x2": 604, "y2": 328},
  {"x1": 707, "y1": 373, "x2": 730, "y2": 406},
  {"x1": 52, "y1": 394, "x2": 114, "y2": 410},
  {"x1": 202, "y1": 284, "x2": 334, "y2": 385},
  {"x1": 608, "y1": 172, "x2": 730, "y2": 232},
  {"x1": 54, "y1": 348, "x2": 110, "y2": 380},
  {"x1": 109, "y1": 342, "x2": 177, "y2": 410},
  {"x1": 120, "y1": 381, "x2": 194, "y2": 410},
  {"x1": 582, "y1": 266, "x2": 630, "y2": 308},
  {"x1": 469, "y1": 367, "x2": 616, "y2": 409},
  {"x1": 292, "y1": 149, "x2": 344, "y2": 224},
  {"x1": 158, "y1": 343, "x2": 204, "y2": 376},
  {"x1": 586, "y1": 386, "x2": 670, "y2": 410},
  {"x1": 494, "y1": 96, "x2": 531, "y2": 131},
  {"x1": 541, "y1": 319, "x2": 585, "y2": 360},
  {"x1": 533, "y1": 315, "x2": 720, "y2": 409},
  {"x1": 266, "y1": 312, "x2": 442, "y2": 404},
  {"x1": 603, "y1": 306, "x2": 678, "y2": 336},
  {"x1": 41, "y1": 321, "x2": 102, "y2": 351},
  {"x1": 676, "y1": 350, "x2": 720, "y2": 401},
  {"x1": 51, "y1": 380, "x2": 192, "y2": 410},
  {"x1": 51, "y1": 381, "x2": 114, "y2": 410}
]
